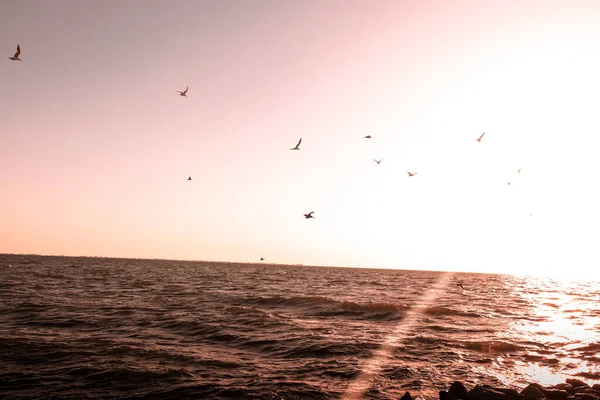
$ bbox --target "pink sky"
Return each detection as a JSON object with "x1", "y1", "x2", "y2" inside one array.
[{"x1": 2, "y1": 1, "x2": 600, "y2": 276}]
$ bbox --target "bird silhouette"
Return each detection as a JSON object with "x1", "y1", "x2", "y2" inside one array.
[
  {"x1": 187, "y1": 177, "x2": 192, "y2": 181},
  {"x1": 303, "y1": 211, "x2": 315, "y2": 219},
  {"x1": 373, "y1": 159, "x2": 382, "y2": 164},
  {"x1": 8, "y1": 45, "x2": 21, "y2": 61},
  {"x1": 457, "y1": 283, "x2": 464, "y2": 289},
  {"x1": 476, "y1": 132, "x2": 485, "y2": 142},
  {"x1": 364, "y1": 135, "x2": 372, "y2": 139},
  {"x1": 290, "y1": 138, "x2": 302, "y2": 150},
  {"x1": 176, "y1": 86, "x2": 188, "y2": 97},
  {"x1": 406, "y1": 171, "x2": 417, "y2": 177},
  {"x1": 260, "y1": 257, "x2": 264, "y2": 261}
]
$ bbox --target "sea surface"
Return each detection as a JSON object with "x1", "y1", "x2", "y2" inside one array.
[{"x1": 1, "y1": 255, "x2": 599, "y2": 400}]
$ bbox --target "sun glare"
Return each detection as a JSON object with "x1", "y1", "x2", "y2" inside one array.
[{"x1": 505, "y1": 276, "x2": 600, "y2": 386}]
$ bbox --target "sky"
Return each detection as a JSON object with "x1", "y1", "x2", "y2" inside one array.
[{"x1": 2, "y1": 0, "x2": 600, "y2": 277}]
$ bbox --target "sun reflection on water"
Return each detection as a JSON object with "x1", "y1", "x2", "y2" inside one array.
[{"x1": 500, "y1": 275, "x2": 600, "y2": 387}]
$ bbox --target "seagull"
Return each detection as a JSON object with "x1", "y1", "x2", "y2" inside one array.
[
  {"x1": 176, "y1": 86, "x2": 188, "y2": 97},
  {"x1": 364, "y1": 135, "x2": 372, "y2": 139},
  {"x1": 290, "y1": 137, "x2": 302, "y2": 150},
  {"x1": 476, "y1": 132, "x2": 485, "y2": 142},
  {"x1": 187, "y1": 177, "x2": 192, "y2": 181},
  {"x1": 8, "y1": 45, "x2": 21, "y2": 61},
  {"x1": 303, "y1": 211, "x2": 315, "y2": 219},
  {"x1": 406, "y1": 171, "x2": 417, "y2": 177},
  {"x1": 373, "y1": 159, "x2": 382, "y2": 164},
  {"x1": 456, "y1": 283, "x2": 464, "y2": 289}
]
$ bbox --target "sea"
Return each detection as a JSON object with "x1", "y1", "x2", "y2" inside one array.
[{"x1": 0, "y1": 254, "x2": 599, "y2": 400}]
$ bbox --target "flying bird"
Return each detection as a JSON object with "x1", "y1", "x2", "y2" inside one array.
[
  {"x1": 364, "y1": 135, "x2": 372, "y2": 139},
  {"x1": 517, "y1": 169, "x2": 521, "y2": 174},
  {"x1": 176, "y1": 86, "x2": 188, "y2": 97},
  {"x1": 406, "y1": 171, "x2": 417, "y2": 177},
  {"x1": 303, "y1": 211, "x2": 315, "y2": 219},
  {"x1": 507, "y1": 181, "x2": 511, "y2": 185},
  {"x1": 476, "y1": 132, "x2": 485, "y2": 142},
  {"x1": 187, "y1": 177, "x2": 192, "y2": 181},
  {"x1": 456, "y1": 283, "x2": 464, "y2": 289},
  {"x1": 290, "y1": 138, "x2": 302, "y2": 150},
  {"x1": 260, "y1": 258, "x2": 264, "y2": 261},
  {"x1": 373, "y1": 159, "x2": 382, "y2": 164},
  {"x1": 8, "y1": 45, "x2": 21, "y2": 61}
]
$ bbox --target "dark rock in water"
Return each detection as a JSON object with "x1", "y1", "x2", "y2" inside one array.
[
  {"x1": 467, "y1": 385, "x2": 523, "y2": 400},
  {"x1": 526, "y1": 383, "x2": 548, "y2": 396},
  {"x1": 576, "y1": 394, "x2": 600, "y2": 400},
  {"x1": 441, "y1": 390, "x2": 462, "y2": 400},
  {"x1": 567, "y1": 379, "x2": 589, "y2": 389},
  {"x1": 448, "y1": 381, "x2": 469, "y2": 399},
  {"x1": 440, "y1": 379, "x2": 597, "y2": 400},
  {"x1": 400, "y1": 391, "x2": 413, "y2": 400},
  {"x1": 495, "y1": 388, "x2": 524, "y2": 400},
  {"x1": 546, "y1": 389, "x2": 570, "y2": 399},
  {"x1": 521, "y1": 385, "x2": 545, "y2": 400},
  {"x1": 575, "y1": 388, "x2": 600, "y2": 395},
  {"x1": 553, "y1": 384, "x2": 575, "y2": 394},
  {"x1": 467, "y1": 385, "x2": 504, "y2": 400}
]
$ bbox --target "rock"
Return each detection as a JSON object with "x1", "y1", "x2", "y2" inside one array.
[
  {"x1": 442, "y1": 391, "x2": 461, "y2": 400},
  {"x1": 566, "y1": 379, "x2": 589, "y2": 389},
  {"x1": 575, "y1": 388, "x2": 600, "y2": 395},
  {"x1": 494, "y1": 388, "x2": 524, "y2": 400},
  {"x1": 527, "y1": 384, "x2": 549, "y2": 397},
  {"x1": 552, "y1": 384, "x2": 574, "y2": 394},
  {"x1": 521, "y1": 385, "x2": 546, "y2": 400},
  {"x1": 400, "y1": 391, "x2": 413, "y2": 400},
  {"x1": 546, "y1": 390, "x2": 570, "y2": 399},
  {"x1": 575, "y1": 394, "x2": 599, "y2": 400},
  {"x1": 448, "y1": 381, "x2": 469, "y2": 400},
  {"x1": 468, "y1": 385, "x2": 516, "y2": 400}
]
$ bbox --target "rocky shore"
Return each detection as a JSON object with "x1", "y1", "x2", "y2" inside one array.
[{"x1": 400, "y1": 379, "x2": 600, "y2": 400}]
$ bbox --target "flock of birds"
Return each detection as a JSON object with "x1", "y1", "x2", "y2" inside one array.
[
  {"x1": 286, "y1": 134, "x2": 420, "y2": 217},
  {"x1": 6, "y1": 43, "x2": 527, "y2": 264}
]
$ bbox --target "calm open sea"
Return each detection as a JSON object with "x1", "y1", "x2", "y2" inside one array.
[{"x1": 0, "y1": 254, "x2": 599, "y2": 399}]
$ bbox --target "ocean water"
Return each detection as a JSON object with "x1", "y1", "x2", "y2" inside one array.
[{"x1": 0, "y1": 255, "x2": 599, "y2": 400}]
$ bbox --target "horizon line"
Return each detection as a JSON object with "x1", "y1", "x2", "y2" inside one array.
[{"x1": 0, "y1": 252, "x2": 499, "y2": 275}]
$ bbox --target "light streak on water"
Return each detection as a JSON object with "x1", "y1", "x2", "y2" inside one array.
[{"x1": 341, "y1": 272, "x2": 455, "y2": 400}]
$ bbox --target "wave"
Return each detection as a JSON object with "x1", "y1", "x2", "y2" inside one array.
[
  {"x1": 464, "y1": 340, "x2": 523, "y2": 353},
  {"x1": 571, "y1": 343, "x2": 600, "y2": 352},
  {"x1": 276, "y1": 339, "x2": 376, "y2": 359},
  {"x1": 223, "y1": 305, "x2": 290, "y2": 328},
  {"x1": 238, "y1": 295, "x2": 409, "y2": 319},
  {"x1": 423, "y1": 305, "x2": 483, "y2": 318}
]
